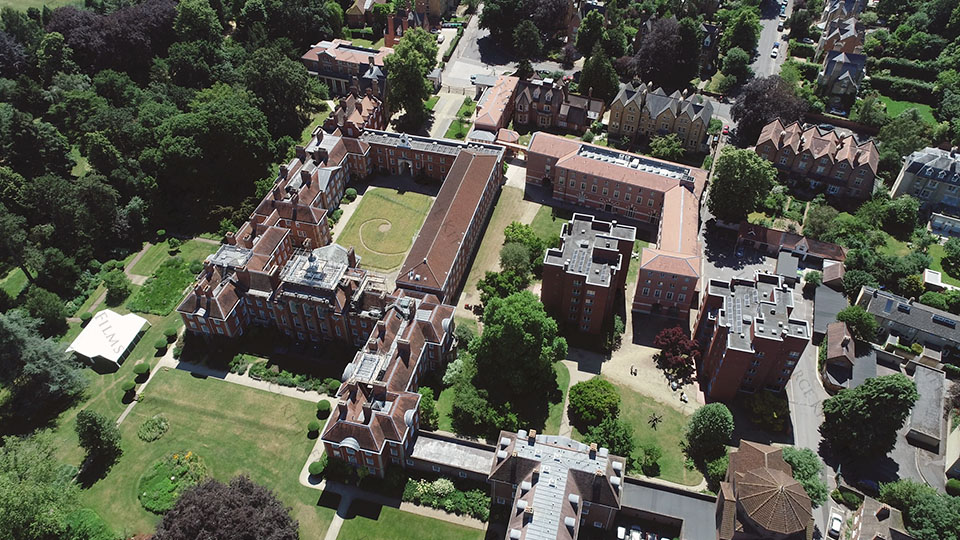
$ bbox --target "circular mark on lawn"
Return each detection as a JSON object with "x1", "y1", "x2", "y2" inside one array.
[{"x1": 378, "y1": 222, "x2": 392, "y2": 233}]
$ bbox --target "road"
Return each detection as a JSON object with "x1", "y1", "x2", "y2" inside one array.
[
  {"x1": 751, "y1": 0, "x2": 791, "y2": 78},
  {"x1": 441, "y1": 3, "x2": 581, "y2": 88}
]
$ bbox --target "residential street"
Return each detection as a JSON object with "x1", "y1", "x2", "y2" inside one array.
[{"x1": 751, "y1": 0, "x2": 792, "y2": 78}]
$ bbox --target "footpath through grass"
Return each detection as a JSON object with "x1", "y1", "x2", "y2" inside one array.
[
  {"x1": 336, "y1": 188, "x2": 433, "y2": 270},
  {"x1": 443, "y1": 97, "x2": 478, "y2": 140},
  {"x1": 544, "y1": 362, "x2": 570, "y2": 435},
  {"x1": 337, "y1": 504, "x2": 484, "y2": 540},
  {"x1": 79, "y1": 369, "x2": 334, "y2": 538}
]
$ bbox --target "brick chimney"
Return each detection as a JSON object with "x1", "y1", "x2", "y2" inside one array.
[
  {"x1": 279, "y1": 164, "x2": 289, "y2": 180},
  {"x1": 347, "y1": 246, "x2": 358, "y2": 267},
  {"x1": 295, "y1": 145, "x2": 307, "y2": 161}
]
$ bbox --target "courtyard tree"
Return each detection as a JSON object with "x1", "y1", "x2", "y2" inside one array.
[
  {"x1": 732, "y1": 76, "x2": 808, "y2": 143},
  {"x1": 707, "y1": 147, "x2": 777, "y2": 223},
  {"x1": 579, "y1": 45, "x2": 619, "y2": 103},
  {"x1": 477, "y1": 269, "x2": 530, "y2": 305},
  {"x1": 649, "y1": 133, "x2": 685, "y2": 161},
  {"x1": 153, "y1": 476, "x2": 298, "y2": 540},
  {"x1": 583, "y1": 416, "x2": 635, "y2": 461},
  {"x1": 567, "y1": 377, "x2": 621, "y2": 429},
  {"x1": 684, "y1": 403, "x2": 734, "y2": 460},
  {"x1": 879, "y1": 479, "x2": 960, "y2": 540},
  {"x1": 75, "y1": 409, "x2": 122, "y2": 475},
  {"x1": 652, "y1": 326, "x2": 700, "y2": 381},
  {"x1": 719, "y1": 7, "x2": 760, "y2": 54},
  {"x1": 503, "y1": 222, "x2": 545, "y2": 267},
  {"x1": 781, "y1": 446, "x2": 828, "y2": 506},
  {"x1": 835, "y1": 305, "x2": 879, "y2": 341},
  {"x1": 500, "y1": 242, "x2": 532, "y2": 275},
  {"x1": 384, "y1": 28, "x2": 438, "y2": 127},
  {"x1": 418, "y1": 388, "x2": 440, "y2": 431},
  {"x1": 821, "y1": 374, "x2": 918, "y2": 460}
]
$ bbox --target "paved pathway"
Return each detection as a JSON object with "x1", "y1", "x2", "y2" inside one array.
[
  {"x1": 429, "y1": 93, "x2": 466, "y2": 139},
  {"x1": 124, "y1": 242, "x2": 152, "y2": 286}
]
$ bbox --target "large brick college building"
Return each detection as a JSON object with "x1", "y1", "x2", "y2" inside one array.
[{"x1": 527, "y1": 133, "x2": 707, "y2": 321}]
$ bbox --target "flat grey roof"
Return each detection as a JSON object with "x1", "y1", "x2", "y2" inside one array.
[
  {"x1": 621, "y1": 478, "x2": 717, "y2": 540},
  {"x1": 776, "y1": 251, "x2": 799, "y2": 279},
  {"x1": 909, "y1": 364, "x2": 945, "y2": 441},
  {"x1": 543, "y1": 213, "x2": 636, "y2": 287},
  {"x1": 814, "y1": 285, "x2": 848, "y2": 335},
  {"x1": 208, "y1": 244, "x2": 252, "y2": 269},
  {"x1": 410, "y1": 433, "x2": 495, "y2": 475},
  {"x1": 359, "y1": 129, "x2": 504, "y2": 158}
]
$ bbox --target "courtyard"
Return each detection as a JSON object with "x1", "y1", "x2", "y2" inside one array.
[{"x1": 334, "y1": 187, "x2": 434, "y2": 271}]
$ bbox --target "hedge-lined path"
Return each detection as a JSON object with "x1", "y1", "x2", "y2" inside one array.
[{"x1": 124, "y1": 241, "x2": 153, "y2": 285}]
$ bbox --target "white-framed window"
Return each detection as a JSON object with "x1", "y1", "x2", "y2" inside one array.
[{"x1": 432, "y1": 465, "x2": 441, "y2": 472}]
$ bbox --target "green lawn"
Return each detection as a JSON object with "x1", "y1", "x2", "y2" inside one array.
[
  {"x1": 529, "y1": 205, "x2": 568, "y2": 242},
  {"x1": 878, "y1": 95, "x2": 936, "y2": 125},
  {"x1": 348, "y1": 36, "x2": 385, "y2": 49},
  {"x1": 77, "y1": 369, "x2": 334, "y2": 538},
  {"x1": 425, "y1": 95, "x2": 440, "y2": 111},
  {"x1": 444, "y1": 97, "x2": 478, "y2": 140},
  {"x1": 126, "y1": 258, "x2": 199, "y2": 316},
  {"x1": 544, "y1": 362, "x2": 570, "y2": 435},
  {"x1": 929, "y1": 244, "x2": 960, "y2": 287},
  {"x1": 436, "y1": 386, "x2": 456, "y2": 433},
  {"x1": 336, "y1": 188, "x2": 433, "y2": 270},
  {"x1": 337, "y1": 504, "x2": 484, "y2": 540},
  {"x1": 130, "y1": 239, "x2": 218, "y2": 277},
  {"x1": 0, "y1": 267, "x2": 28, "y2": 297},
  {"x1": 299, "y1": 108, "x2": 333, "y2": 146},
  {"x1": 879, "y1": 233, "x2": 911, "y2": 257},
  {"x1": 74, "y1": 283, "x2": 107, "y2": 317},
  {"x1": 69, "y1": 146, "x2": 91, "y2": 178},
  {"x1": 0, "y1": 0, "x2": 79, "y2": 10},
  {"x1": 572, "y1": 379, "x2": 702, "y2": 486}
]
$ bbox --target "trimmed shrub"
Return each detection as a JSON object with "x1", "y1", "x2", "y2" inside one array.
[
  {"x1": 121, "y1": 381, "x2": 136, "y2": 392},
  {"x1": 323, "y1": 377, "x2": 342, "y2": 395},
  {"x1": 317, "y1": 400, "x2": 332, "y2": 418},
  {"x1": 137, "y1": 414, "x2": 170, "y2": 442},
  {"x1": 80, "y1": 311, "x2": 93, "y2": 325},
  {"x1": 64, "y1": 508, "x2": 116, "y2": 540},
  {"x1": 138, "y1": 451, "x2": 207, "y2": 513},
  {"x1": 868, "y1": 75, "x2": 936, "y2": 104},
  {"x1": 309, "y1": 459, "x2": 326, "y2": 476},
  {"x1": 167, "y1": 237, "x2": 182, "y2": 252},
  {"x1": 154, "y1": 338, "x2": 168, "y2": 351},
  {"x1": 307, "y1": 420, "x2": 321, "y2": 433},
  {"x1": 133, "y1": 363, "x2": 151, "y2": 376},
  {"x1": 947, "y1": 478, "x2": 960, "y2": 496},
  {"x1": 156, "y1": 229, "x2": 166, "y2": 238},
  {"x1": 943, "y1": 364, "x2": 960, "y2": 379},
  {"x1": 705, "y1": 454, "x2": 729, "y2": 490},
  {"x1": 344, "y1": 187, "x2": 358, "y2": 202},
  {"x1": 788, "y1": 39, "x2": 815, "y2": 58},
  {"x1": 163, "y1": 327, "x2": 178, "y2": 342},
  {"x1": 172, "y1": 345, "x2": 183, "y2": 359}
]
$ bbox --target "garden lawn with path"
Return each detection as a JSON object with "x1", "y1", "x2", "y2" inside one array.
[
  {"x1": 336, "y1": 504, "x2": 484, "y2": 540},
  {"x1": 78, "y1": 368, "x2": 334, "y2": 537},
  {"x1": 443, "y1": 97, "x2": 478, "y2": 140},
  {"x1": 335, "y1": 188, "x2": 433, "y2": 270},
  {"x1": 929, "y1": 243, "x2": 960, "y2": 287},
  {"x1": 126, "y1": 258, "x2": 202, "y2": 315},
  {"x1": 573, "y1": 378, "x2": 702, "y2": 486},
  {"x1": 130, "y1": 239, "x2": 219, "y2": 277}
]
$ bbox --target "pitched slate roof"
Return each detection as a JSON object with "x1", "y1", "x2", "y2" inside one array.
[{"x1": 857, "y1": 286, "x2": 960, "y2": 346}]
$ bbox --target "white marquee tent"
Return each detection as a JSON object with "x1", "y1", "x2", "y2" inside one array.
[{"x1": 66, "y1": 310, "x2": 149, "y2": 364}]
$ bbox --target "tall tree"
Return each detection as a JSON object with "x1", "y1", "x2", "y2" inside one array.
[
  {"x1": 575, "y1": 11, "x2": 604, "y2": 56},
  {"x1": 512, "y1": 20, "x2": 543, "y2": 59},
  {"x1": 583, "y1": 416, "x2": 635, "y2": 459},
  {"x1": 529, "y1": 0, "x2": 568, "y2": 34},
  {"x1": 0, "y1": 311, "x2": 86, "y2": 424},
  {"x1": 567, "y1": 377, "x2": 621, "y2": 429},
  {"x1": 479, "y1": 0, "x2": 527, "y2": 44},
  {"x1": 652, "y1": 326, "x2": 700, "y2": 381},
  {"x1": 707, "y1": 147, "x2": 777, "y2": 223},
  {"x1": 721, "y1": 47, "x2": 753, "y2": 81},
  {"x1": 633, "y1": 17, "x2": 681, "y2": 87},
  {"x1": 720, "y1": 7, "x2": 760, "y2": 53},
  {"x1": 75, "y1": 410, "x2": 122, "y2": 476},
  {"x1": 781, "y1": 447, "x2": 828, "y2": 506},
  {"x1": 240, "y1": 46, "x2": 322, "y2": 138},
  {"x1": 154, "y1": 476, "x2": 298, "y2": 540},
  {"x1": 384, "y1": 27, "x2": 437, "y2": 126},
  {"x1": 579, "y1": 45, "x2": 620, "y2": 103},
  {"x1": 0, "y1": 432, "x2": 79, "y2": 540},
  {"x1": 879, "y1": 479, "x2": 960, "y2": 540},
  {"x1": 821, "y1": 374, "x2": 918, "y2": 460},
  {"x1": 173, "y1": 0, "x2": 223, "y2": 43},
  {"x1": 731, "y1": 76, "x2": 808, "y2": 143},
  {"x1": 684, "y1": 403, "x2": 734, "y2": 460}
]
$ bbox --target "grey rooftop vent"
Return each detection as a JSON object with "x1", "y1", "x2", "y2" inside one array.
[{"x1": 500, "y1": 437, "x2": 511, "y2": 448}]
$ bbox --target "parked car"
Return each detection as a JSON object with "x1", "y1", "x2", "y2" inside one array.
[
  {"x1": 773, "y1": 41, "x2": 780, "y2": 48},
  {"x1": 777, "y1": 21, "x2": 784, "y2": 30},
  {"x1": 827, "y1": 107, "x2": 849, "y2": 117},
  {"x1": 818, "y1": 123, "x2": 836, "y2": 132},
  {"x1": 801, "y1": 37, "x2": 815, "y2": 44},
  {"x1": 780, "y1": 4, "x2": 786, "y2": 15},
  {"x1": 828, "y1": 513, "x2": 843, "y2": 538},
  {"x1": 722, "y1": 125, "x2": 730, "y2": 135},
  {"x1": 770, "y1": 46, "x2": 779, "y2": 58}
]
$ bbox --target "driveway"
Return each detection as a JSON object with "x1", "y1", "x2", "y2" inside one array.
[{"x1": 428, "y1": 93, "x2": 464, "y2": 138}]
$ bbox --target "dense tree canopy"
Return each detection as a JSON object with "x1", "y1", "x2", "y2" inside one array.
[
  {"x1": 579, "y1": 45, "x2": 620, "y2": 103},
  {"x1": 154, "y1": 476, "x2": 298, "y2": 540},
  {"x1": 384, "y1": 28, "x2": 437, "y2": 126},
  {"x1": 821, "y1": 374, "x2": 918, "y2": 460},
  {"x1": 707, "y1": 147, "x2": 777, "y2": 223},
  {"x1": 652, "y1": 326, "x2": 700, "y2": 381},
  {"x1": 568, "y1": 377, "x2": 621, "y2": 429},
  {"x1": 781, "y1": 447, "x2": 828, "y2": 507},
  {"x1": 732, "y1": 76, "x2": 808, "y2": 143},
  {"x1": 684, "y1": 403, "x2": 734, "y2": 460},
  {"x1": 880, "y1": 479, "x2": 960, "y2": 540}
]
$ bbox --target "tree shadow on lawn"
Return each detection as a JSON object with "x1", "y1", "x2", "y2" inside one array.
[{"x1": 727, "y1": 396, "x2": 795, "y2": 447}]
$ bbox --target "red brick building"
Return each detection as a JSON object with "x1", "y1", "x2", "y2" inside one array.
[
  {"x1": 321, "y1": 290, "x2": 454, "y2": 476},
  {"x1": 323, "y1": 85, "x2": 388, "y2": 137},
  {"x1": 754, "y1": 118, "x2": 878, "y2": 202},
  {"x1": 541, "y1": 214, "x2": 636, "y2": 334},
  {"x1": 694, "y1": 273, "x2": 810, "y2": 401},
  {"x1": 300, "y1": 39, "x2": 392, "y2": 98}
]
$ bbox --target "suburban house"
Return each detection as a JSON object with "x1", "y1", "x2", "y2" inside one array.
[
  {"x1": 820, "y1": 0, "x2": 866, "y2": 25},
  {"x1": 816, "y1": 17, "x2": 864, "y2": 60},
  {"x1": 855, "y1": 286, "x2": 960, "y2": 352},
  {"x1": 699, "y1": 22, "x2": 720, "y2": 74},
  {"x1": 818, "y1": 51, "x2": 867, "y2": 105},
  {"x1": 695, "y1": 273, "x2": 810, "y2": 401},
  {"x1": 345, "y1": 0, "x2": 388, "y2": 27},
  {"x1": 513, "y1": 78, "x2": 605, "y2": 136},
  {"x1": 541, "y1": 214, "x2": 637, "y2": 334},
  {"x1": 526, "y1": 133, "x2": 707, "y2": 321},
  {"x1": 821, "y1": 321, "x2": 877, "y2": 393},
  {"x1": 323, "y1": 85, "x2": 388, "y2": 137},
  {"x1": 607, "y1": 81, "x2": 713, "y2": 152},
  {"x1": 300, "y1": 39, "x2": 392, "y2": 98},
  {"x1": 716, "y1": 441, "x2": 814, "y2": 539},
  {"x1": 753, "y1": 118, "x2": 879, "y2": 201},
  {"x1": 889, "y1": 147, "x2": 960, "y2": 235},
  {"x1": 738, "y1": 222, "x2": 848, "y2": 267}
]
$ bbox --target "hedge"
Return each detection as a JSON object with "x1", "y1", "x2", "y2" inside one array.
[
  {"x1": 944, "y1": 364, "x2": 960, "y2": 379},
  {"x1": 121, "y1": 381, "x2": 136, "y2": 392},
  {"x1": 402, "y1": 477, "x2": 491, "y2": 521},
  {"x1": 442, "y1": 27, "x2": 464, "y2": 62},
  {"x1": 831, "y1": 488, "x2": 863, "y2": 510},
  {"x1": 349, "y1": 27, "x2": 374, "y2": 39},
  {"x1": 947, "y1": 478, "x2": 960, "y2": 496},
  {"x1": 868, "y1": 75, "x2": 936, "y2": 105},
  {"x1": 80, "y1": 311, "x2": 93, "y2": 324},
  {"x1": 788, "y1": 40, "x2": 815, "y2": 59},
  {"x1": 163, "y1": 327, "x2": 178, "y2": 342},
  {"x1": 868, "y1": 56, "x2": 938, "y2": 81}
]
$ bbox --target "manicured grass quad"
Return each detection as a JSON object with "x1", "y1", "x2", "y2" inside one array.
[
  {"x1": 336, "y1": 188, "x2": 433, "y2": 271},
  {"x1": 336, "y1": 504, "x2": 485, "y2": 540}
]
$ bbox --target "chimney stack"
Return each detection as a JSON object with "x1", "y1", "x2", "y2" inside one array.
[{"x1": 295, "y1": 145, "x2": 307, "y2": 161}]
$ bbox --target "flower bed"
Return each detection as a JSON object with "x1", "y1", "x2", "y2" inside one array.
[
  {"x1": 402, "y1": 477, "x2": 490, "y2": 521},
  {"x1": 137, "y1": 451, "x2": 207, "y2": 513}
]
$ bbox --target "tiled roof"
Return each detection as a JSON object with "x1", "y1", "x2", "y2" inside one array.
[
  {"x1": 736, "y1": 467, "x2": 812, "y2": 535},
  {"x1": 474, "y1": 75, "x2": 518, "y2": 131},
  {"x1": 301, "y1": 39, "x2": 393, "y2": 67}
]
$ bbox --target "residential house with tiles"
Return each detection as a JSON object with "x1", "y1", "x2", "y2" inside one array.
[
  {"x1": 820, "y1": 0, "x2": 866, "y2": 25},
  {"x1": 345, "y1": 0, "x2": 388, "y2": 27},
  {"x1": 818, "y1": 51, "x2": 867, "y2": 107},
  {"x1": 737, "y1": 222, "x2": 848, "y2": 267},
  {"x1": 716, "y1": 440, "x2": 814, "y2": 539},
  {"x1": 695, "y1": 272, "x2": 810, "y2": 400},
  {"x1": 541, "y1": 214, "x2": 637, "y2": 334},
  {"x1": 754, "y1": 118, "x2": 878, "y2": 201},
  {"x1": 526, "y1": 133, "x2": 707, "y2": 321},
  {"x1": 816, "y1": 17, "x2": 864, "y2": 60},
  {"x1": 607, "y1": 81, "x2": 713, "y2": 152},
  {"x1": 300, "y1": 39, "x2": 392, "y2": 98},
  {"x1": 889, "y1": 147, "x2": 960, "y2": 234},
  {"x1": 323, "y1": 83, "x2": 388, "y2": 137},
  {"x1": 512, "y1": 78, "x2": 605, "y2": 136},
  {"x1": 473, "y1": 75, "x2": 520, "y2": 135}
]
